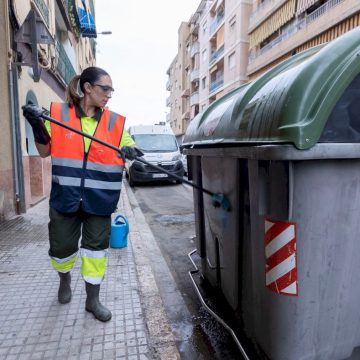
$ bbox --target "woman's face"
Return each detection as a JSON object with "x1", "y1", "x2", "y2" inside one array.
[{"x1": 86, "y1": 74, "x2": 114, "y2": 108}]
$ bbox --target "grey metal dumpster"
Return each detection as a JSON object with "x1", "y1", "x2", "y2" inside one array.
[{"x1": 183, "y1": 27, "x2": 360, "y2": 360}]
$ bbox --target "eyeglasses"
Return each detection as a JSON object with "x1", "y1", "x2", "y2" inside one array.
[{"x1": 92, "y1": 83, "x2": 115, "y2": 95}]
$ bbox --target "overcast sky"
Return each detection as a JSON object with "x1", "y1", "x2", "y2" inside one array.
[{"x1": 94, "y1": 1, "x2": 197, "y2": 129}]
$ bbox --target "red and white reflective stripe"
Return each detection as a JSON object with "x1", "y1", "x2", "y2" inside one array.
[{"x1": 264, "y1": 219, "x2": 298, "y2": 296}]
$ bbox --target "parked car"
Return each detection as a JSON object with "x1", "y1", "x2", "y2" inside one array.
[{"x1": 125, "y1": 124, "x2": 184, "y2": 186}]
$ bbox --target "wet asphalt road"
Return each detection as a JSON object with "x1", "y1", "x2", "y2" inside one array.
[{"x1": 127, "y1": 179, "x2": 243, "y2": 360}]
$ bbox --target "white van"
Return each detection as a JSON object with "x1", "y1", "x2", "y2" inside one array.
[{"x1": 125, "y1": 124, "x2": 184, "y2": 186}]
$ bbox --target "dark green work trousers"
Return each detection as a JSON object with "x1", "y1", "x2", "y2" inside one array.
[{"x1": 48, "y1": 207, "x2": 111, "y2": 259}]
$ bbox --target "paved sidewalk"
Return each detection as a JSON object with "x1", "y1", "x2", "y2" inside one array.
[{"x1": 0, "y1": 184, "x2": 180, "y2": 360}]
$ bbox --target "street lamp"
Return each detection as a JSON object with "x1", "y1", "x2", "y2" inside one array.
[{"x1": 97, "y1": 31, "x2": 112, "y2": 35}]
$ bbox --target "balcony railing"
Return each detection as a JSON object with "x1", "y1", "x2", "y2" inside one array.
[
  {"x1": 190, "y1": 91, "x2": 199, "y2": 106},
  {"x1": 209, "y1": 73, "x2": 224, "y2": 93},
  {"x1": 33, "y1": 0, "x2": 49, "y2": 27},
  {"x1": 250, "y1": 0, "x2": 344, "y2": 61},
  {"x1": 55, "y1": 41, "x2": 76, "y2": 84},
  {"x1": 191, "y1": 23, "x2": 199, "y2": 35},
  {"x1": 210, "y1": 12, "x2": 224, "y2": 35},
  {"x1": 191, "y1": 42, "x2": 200, "y2": 57},
  {"x1": 190, "y1": 69, "x2": 200, "y2": 82},
  {"x1": 209, "y1": 44, "x2": 224, "y2": 66},
  {"x1": 306, "y1": 0, "x2": 343, "y2": 23}
]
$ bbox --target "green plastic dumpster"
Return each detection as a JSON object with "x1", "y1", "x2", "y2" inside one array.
[{"x1": 183, "y1": 27, "x2": 360, "y2": 360}]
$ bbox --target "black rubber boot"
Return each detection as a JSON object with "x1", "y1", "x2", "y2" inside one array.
[
  {"x1": 85, "y1": 282, "x2": 112, "y2": 322},
  {"x1": 58, "y1": 272, "x2": 71, "y2": 304}
]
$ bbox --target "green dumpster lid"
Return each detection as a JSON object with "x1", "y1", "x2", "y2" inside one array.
[{"x1": 183, "y1": 27, "x2": 360, "y2": 150}]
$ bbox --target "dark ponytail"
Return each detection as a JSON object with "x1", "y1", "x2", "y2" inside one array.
[
  {"x1": 65, "y1": 67, "x2": 110, "y2": 106},
  {"x1": 65, "y1": 75, "x2": 81, "y2": 106}
]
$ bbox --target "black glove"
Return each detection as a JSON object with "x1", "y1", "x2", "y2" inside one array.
[
  {"x1": 121, "y1": 146, "x2": 144, "y2": 160},
  {"x1": 22, "y1": 104, "x2": 50, "y2": 145}
]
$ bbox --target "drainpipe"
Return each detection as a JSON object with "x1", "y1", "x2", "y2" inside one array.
[
  {"x1": 9, "y1": 62, "x2": 26, "y2": 214},
  {"x1": 6, "y1": 0, "x2": 25, "y2": 215}
]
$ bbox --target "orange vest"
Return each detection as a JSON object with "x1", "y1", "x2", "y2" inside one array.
[{"x1": 49, "y1": 102, "x2": 125, "y2": 215}]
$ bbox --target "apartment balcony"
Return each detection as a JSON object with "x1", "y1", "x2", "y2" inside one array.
[
  {"x1": 55, "y1": 40, "x2": 76, "y2": 84},
  {"x1": 182, "y1": 111, "x2": 190, "y2": 120},
  {"x1": 209, "y1": 73, "x2": 224, "y2": 94},
  {"x1": 209, "y1": 44, "x2": 224, "y2": 66},
  {"x1": 166, "y1": 96, "x2": 171, "y2": 107},
  {"x1": 190, "y1": 22, "x2": 199, "y2": 35},
  {"x1": 32, "y1": 0, "x2": 49, "y2": 27},
  {"x1": 190, "y1": 42, "x2": 200, "y2": 57},
  {"x1": 166, "y1": 79, "x2": 171, "y2": 91},
  {"x1": 190, "y1": 69, "x2": 200, "y2": 82},
  {"x1": 249, "y1": 0, "x2": 346, "y2": 69},
  {"x1": 249, "y1": 0, "x2": 288, "y2": 31},
  {"x1": 209, "y1": 12, "x2": 225, "y2": 35},
  {"x1": 190, "y1": 91, "x2": 199, "y2": 106}
]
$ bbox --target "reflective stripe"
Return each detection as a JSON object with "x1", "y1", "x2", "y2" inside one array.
[
  {"x1": 50, "y1": 252, "x2": 78, "y2": 272},
  {"x1": 61, "y1": 103, "x2": 70, "y2": 122},
  {"x1": 82, "y1": 275, "x2": 103, "y2": 285},
  {"x1": 80, "y1": 248, "x2": 108, "y2": 284},
  {"x1": 86, "y1": 162, "x2": 124, "y2": 173},
  {"x1": 52, "y1": 175, "x2": 81, "y2": 186},
  {"x1": 52, "y1": 157, "x2": 84, "y2": 168},
  {"x1": 84, "y1": 179, "x2": 122, "y2": 190},
  {"x1": 80, "y1": 248, "x2": 108, "y2": 258},
  {"x1": 108, "y1": 111, "x2": 118, "y2": 131}
]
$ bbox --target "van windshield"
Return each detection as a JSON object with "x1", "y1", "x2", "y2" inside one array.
[{"x1": 132, "y1": 134, "x2": 178, "y2": 152}]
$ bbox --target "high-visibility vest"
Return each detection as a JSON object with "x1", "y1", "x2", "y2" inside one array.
[{"x1": 49, "y1": 102, "x2": 125, "y2": 215}]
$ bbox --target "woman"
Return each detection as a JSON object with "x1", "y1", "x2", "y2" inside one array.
[{"x1": 22, "y1": 67, "x2": 142, "y2": 322}]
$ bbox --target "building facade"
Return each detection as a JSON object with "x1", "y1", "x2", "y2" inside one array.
[
  {"x1": 248, "y1": 0, "x2": 360, "y2": 79},
  {"x1": 166, "y1": 0, "x2": 360, "y2": 140},
  {"x1": 0, "y1": 0, "x2": 96, "y2": 220},
  {"x1": 166, "y1": 0, "x2": 252, "y2": 140}
]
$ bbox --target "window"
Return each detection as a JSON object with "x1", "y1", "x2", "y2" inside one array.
[
  {"x1": 229, "y1": 52, "x2": 235, "y2": 70},
  {"x1": 202, "y1": 49, "x2": 207, "y2": 64},
  {"x1": 229, "y1": 15, "x2": 236, "y2": 31},
  {"x1": 202, "y1": 77, "x2": 206, "y2": 89}
]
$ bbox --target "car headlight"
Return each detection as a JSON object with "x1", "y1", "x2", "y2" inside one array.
[{"x1": 172, "y1": 154, "x2": 181, "y2": 161}]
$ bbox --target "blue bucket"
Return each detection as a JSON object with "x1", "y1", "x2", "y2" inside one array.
[{"x1": 110, "y1": 214, "x2": 129, "y2": 248}]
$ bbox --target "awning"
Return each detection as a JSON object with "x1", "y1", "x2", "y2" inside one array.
[
  {"x1": 78, "y1": 0, "x2": 97, "y2": 38},
  {"x1": 249, "y1": 0, "x2": 296, "y2": 48},
  {"x1": 215, "y1": 0, "x2": 224, "y2": 11},
  {"x1": 296, "y1": 0, "x2": 318, "y2": 15}
]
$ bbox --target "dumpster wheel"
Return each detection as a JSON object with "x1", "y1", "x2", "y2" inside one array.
[{"x1": 188, "y1": 249, "x2": 251, "y2": 360}]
